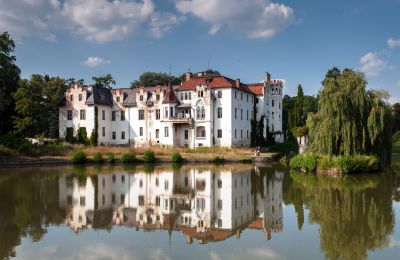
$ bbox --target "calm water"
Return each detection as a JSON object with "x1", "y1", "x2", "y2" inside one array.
[{"x1": 1, "y1": 159, "x2": 400, "y2": 260}]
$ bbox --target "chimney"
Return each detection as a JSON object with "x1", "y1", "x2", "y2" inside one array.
[
  {"x1": 236, "y1": 78, "x2": 240, "y2": 87},
  {"x1": 185, "y1": 72, "x2": 192, "y2": 82},
  {"x1": 264, "y1": 72, "x2": 271, "y2": 82}
]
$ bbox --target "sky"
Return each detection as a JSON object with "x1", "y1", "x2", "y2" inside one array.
[{"x1": 1, "y1": 0, "x2": 399, "y2": 100}]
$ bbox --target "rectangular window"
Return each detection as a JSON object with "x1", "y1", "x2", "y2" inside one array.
[
  {"x1": 156, "y1": 94, "x2": 160, "y2": 101},
  {"x1": 121, "y1": 111, "x2": 125, "y2": 121},
  {"x1": 218, "y1": 219, "x2": 222, "y2": 228},
  {"x1": 181, "y1": 93, "x2": 183, "y2": 100},
  {"x1": 279, "y1": 102, "x2": 281, "y2": 110},
  {"x1": 217, "y1": 129, "x2": 222, "y2": 138},
  {"x1": 121, "y1": 131, "x2": 125, "y2": 139},
  {"x1": 120, "y1": 194, "x2": 125, "y2": 204},
  {"x1": 164, "y1": 180, "x2": 169, "y2": 190},
  {"x1": 80, "y1": 196, "x2": 85, "y2": 206},
  {"x1": 241, "y1": 92, "x2": 243, "y2": 100},
  {"x1": 164, "y1": 107, "x2": 168, "y2": 118},
  {"x1": 80, "y1": 110, "x2": 86, "y2": 120},
  {"x1": 139, "y1": 127, "x2": 143, "y2": 136},
  {"x1": 156, "y1": 109, "x2": 160, "y2": 120},
  {"x1": 102, "y1": 110, "x2": 105, "y2": 120},
  {"x1": 247, "y1": 95, "x2": 249, "y2": 102},
  {"x1": 217, "y1": 90, "x2": 222, "y2": 98},
  {"x1": 102, "y1": 127, "x2": 105, "y2": 137},
  {"x1": 217, "y1": 199, "x2": 222, "y2": 210},
  {"x1": 272, "y1": 100, "x2": 274, "y2": 107},
  {"x1": 79, "y1": 94, "x2": 82, "y2": 101},
  {"x1": 164, "y1": 127, "x2": 169, "y2": 137},
  {"x1": 185, "y1": 92, "x2": 188, "y2": 100},
  {"x1": 247, "y1": 130, "x2": 249, "y2": 138},
  {"x1": 155, "y1": 129, "x2": 159, "y2": 138},
  {"x1": 235, "y1": 129, "x2": 237, "y2": 138},
  {"x1": 70, "y1": 95, "x2": 73, "y2": 102},
  {"x1": 185, "y1": 177, "x2": 189, "y2": 187},
  {"x1": 112, "y1": 111, "x2": 116, "y2": 121},
  {"x1": 67, "y1": 110, "x2": 72, "y2": 120},
  {"x1": 138, "y1": 110, "x2": 144, "y2": 120},
  {"x1": 112, "y1": 131, "x2": 116, "y2": 140},
  {"x1": 235, "y1": 91, "x2": 237, "y2": 99},
  {"x1": 234, "y1": 108, "x2": 237, "y2": 119},
  {"x1": 139, "y1": 195, "x2": 144, "y2": 206},
  {"x1": 112, "y1": 193, "x2": 116, "y2": 204},
  {"x1": 156, "y1": 196, "x2": 160, "y2": 206},
  {"x1": 218, "y1": 179, "x2": 222, "y2": 188},
  {"x1": 240, "y1": 109, "x2": 243, "y2": 120},
  {"x1": 217, "y1": 107, "x2": 222, "y2": 118},
  {"x1": 116, "y1": 96, "x2": 120, "y2": 102},
  {"x1": 169, "y1": 107, "x2": 174, "y2": 118},
  {"x1": 189, "y1": 92, "x2": 191, "y2": 100},
  {"x1": 184, "y1": 130, "x2": 188, "y2": 140},
  {"x1": 139, "y1": 95, "x2": 143, "y2": 101},
  {"x1": 241, "y1": 130, "x2": 243, "y2": 138},
  {"x1": 247, "y1": 110, "x2": 249, "y2": 120}
]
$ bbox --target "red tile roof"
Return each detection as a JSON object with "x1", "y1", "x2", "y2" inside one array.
[
  {"x1": 247, "y1": 84, "x2": 264, "y2": 95},
  {"x1": 163, "y1": 84, "x2": 179, "y2": 104},
  {"x1": 176, "y1": 75, "x2": 253, "y2": 94}
]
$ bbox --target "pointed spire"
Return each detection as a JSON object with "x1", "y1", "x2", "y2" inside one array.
[{"x1": 162, "y1": 83, "x2": 179, "y2": 104}]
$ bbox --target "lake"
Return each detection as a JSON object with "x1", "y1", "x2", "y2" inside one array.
[{"x1": 0, "y1": 159, "x2": 400, "y2": 260}]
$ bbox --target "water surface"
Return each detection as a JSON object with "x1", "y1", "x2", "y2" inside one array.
[{"x1": 1, "y1": 160, "x2": 400, "y2": 260}]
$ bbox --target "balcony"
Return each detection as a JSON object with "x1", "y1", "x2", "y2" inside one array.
[{"x1": 161, "y1": 113, "x2": 193, "y2": 124}]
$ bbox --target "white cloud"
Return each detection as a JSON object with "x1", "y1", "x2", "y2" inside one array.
[
  {"x1": 387, "y1": 38, "x2": 400, "y2": 49},
  {"x1": 359, "y1": 52, "x2": 387, "y2": 76},
  {"x1": 0, "y1": 0, "x2": 182, "y2": 43},
  {"x1": 175, "y1": 0, "x2": 296, "y2": 38},
  {"x1": 82, "y1": 56, "x2": 111, "y2": 67}
]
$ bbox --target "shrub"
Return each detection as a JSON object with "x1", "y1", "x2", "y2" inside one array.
[
  {"x1": 171, "y1": 152, "x2": 183, "y2": 163},
  {"x1": 93, "y1": 152, "x2": 103, "y2": 163},
  {"x1": 338, "y1": 155, "x2": 379, "y2": 174},
  {"x1": 77, "y1": 127, "x2": 88, "y2": 145},
  {"x1": 65, "y1": 127, "x2": 75, "y2": 143},
  {"x1": 290, "y1": 153, "x2": 317, "y2": 172},
  {"x1": 122, "y1": 152, "x2": 135, "y2": 164},
  {"x1": 143, "y1": 150, "x2": 156, "y2": 163},
  {"x1": 72, "y1": 150, "x2": 87, "y2": 164},
  {"x1": 89, "y1": 129, "x2": 98, "y2": 146},
  {"x1": 211, "y1": 156, "x2": 225, "y2": 164},
  {"x1": 107, "y1": 153, "x2": 115, "y2": 163}
]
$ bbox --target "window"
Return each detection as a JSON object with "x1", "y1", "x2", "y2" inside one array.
[
  {"x1": 138, "y1": 110, "x2": 144, "y2": 120},
  {"x1": 185, "y1": 177, "x2": 189, "y2": 187},
  {"x1": 112, "y1": 131, "x2": 116, "y2": 140},
  {"x1": 120, "y1": 194, "x2": 125, "y2": 204},
  {"x1": 189, "y1": 92, "x2": 192, "y2": 99},
  {"x1": 198, "y1": 90, "x2": 203, "y2": 97},
  {"x1": 139, "y1": 179, "x2": 143, "y2": 187},
  {"x1": 234, "y1": 108, "x2": 237, "y2": 119},
  {"x1": 241, "y1": 130, "x2": 243, "y2": 138},
  {"x1": 164, "y1": 107, "x2": 168, "y2": 118},
  {"x1": 217, "y1": 107, "x2": 222, "y2": 118},
  {"x1": 164, "y1": 180, "x2": 169, "y2": 190},
  {"x1": 247, "y1": 110, "x2": 249, "y2": 120},
  {"x1": 139, "y1": 95, "x2": 143, "y2": 101},
  {"x1": 121, "y1": 175, "x2": 125, "y2": 183},
  {"x1": 79, "y1": 94, "x2": 82, "y2": 101},
  {"x1": 184, "y1": 130, "x2": 188, "y2": 140},
  {"x1": 156, "y1": 196, "x2": 160, "y2": 206},
  {"x1": 272, "y1": 100, "x2": 274, "y2": 107},
  {"x1": 112, "y1": 111, "x2": 116, "y2": 121},
  {"x1": 218, "y1": 219, "x2": 222, "y2": 228},
  {"x1": 102, "y1": 110, "x2": 105, "y2": 120},
  {"x1": 279, "y1": 102, "x2": 281, "y2": 110},
  {"x1": 80, "y1": 110, "x2": 86, "y2": 120},
  {"x1": 196, "y1": 126, "x2": 206, "y2": 138},
  {"x1": 121, "y1": 111, "x2": 125, "y2": 121},
  {"x1": 235, "y1": 91, "x2": 237, "y2": 99},
  {"x1": 217, "y1": 199, "x2": 222, "y2": 210},
  {"x1": 169, "y1": 107, "x2": 174, "y2": 118},
  {"x1": 196, "y1": 198, "x2": 205, "y2": 211},
  {"x1": 247, "y1": 130, "x2": 249, "y2": 138},
  {"x1": 121, "y1": 131, "x2": 125, "y2": 139},
  {"x1": 217, "y1": 179, "x2": 222, "y2": 188},
  {"x1": 155, "y1": 129, "x2": 159, "y2": 138},
  {"x1": 67, "y1": 110, "x2": 72, "y2": 120},
  {"x1": 197, "y1": 106, "x2": 205, "y2": 119},
  {"x1": 256, "y1": 98, "x2": 259, "y2": 103},
  {"x1": 180, "y1": 93, "x2": 183, "y2": 100},
  {"x1": 164, "y1": 127, "x2": 169, "y2": 137},
  {"x1": 241, "y1": 92, "x2": 243, "y2": 100},
  {"x1": 70, "y1": 95, "x2": 73, "y2": 102},
  {"x1": 217, "y1": 90, "x2": 222, "y2": 98},
  {"x1": 156, "y1": 94, "x2": 160, "y2": 101},
  {"x1": 272, "y1": 112, "x2": 274, "y2": 119},
  {"x1": 184, "y1": 92, "x2": 188, "y2": 100},
  {"x1": 139, "y1": 195, "x2": 144, "y2": 206},
  {"x1": 247, "y1": 95, "x2": 249, "y2": 102},
  {"x1": 80, "y1": 196, "x2": 85, "y2": 206},
  {"x1": 102, "y1": 127, "x2": 105, "y2": 137},
  {"x1": 235, "y1": 129, "x2": 237, "y2": 138},
  {"x1": 240, "y1": 109, "x2": 243, "y2": 120},
  {"x1": 112, "y1": 193, "x2": 116, "y2": 204},
  {"x1": 156, "y1": 109, "x2": 160, "y2": 120},
  {"x1": 155, "y1": 177, "x2": 159, "y2": 187},
  {"x1": 116, "y1": 96, "x2": 120, "y2": 102},
  {"x1": 139, "y1": 127, "x2": 143, "y2": 136},
  {"x1": 217, "y1": 129, "x2": 222, "y2": 138}
]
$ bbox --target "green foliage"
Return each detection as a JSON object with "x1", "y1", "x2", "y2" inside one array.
[
  {"x1": 0, "y1": 32, "x2": 21, "y2": 134},
  {"x1": 72, "y1": 151, "x2": 87, "y2": 164},
  {"x1": 107, "y1": 153, "x2": 115, "y2": 163},
  {"x1": 338, "y1": 155, "x2": 380, "y2": 174},
  {"x1": 292, "y1": 126, "x2": 309, "y2": 138},
  {"x1": 211, "y1": 156, "x2": 225, "y2": 164},
  {"x1": 92, "y1": 152, "x2": 103, "y2": 163},
  {"x1": 130, "y1": 72, "x2": 181, "y2": 88},
  {"x1": 92, "y1": 74, "x2": 115, "y2": 89},
  {"x1": 290, "y1": 153, "x2": 317, "y2": 172},
  {"x1": 65, "y1": 127, "x2": 75, "y2": 143},
  {"x1": 171, "y1": 152, "x2": 183, "y2": 163},
  {"x1": 393, "y1": 103, "x2": 400, "y2": 133},
  {"x1": 143, "y1": 150, "x2": 156, "y2": 163},
  {"x1": 122, "y1": 152, "x2": 136, "y2": 164},
  {"x1": 89, "y1": 106, "x2": 98, "y2": 146},
  {"x1": 77, "y1": 127, "x2": 88, "y2": 145},
  {"x1": 307, "y1": 68, "x2": 393, "y2": 166},
  {"x1": 269, "y1": 138, "x2": 299, "y2": 154}
]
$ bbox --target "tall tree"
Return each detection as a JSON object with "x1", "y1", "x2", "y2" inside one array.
[
  {"x1": 130, "y1": 72, "x2": 181, "y2": 88},
  {"x1": 393, "y1": 103, "x2": 400, "y2": 133},
  {"x1": 307, "y1": 68, "x2": 393, "y2": 165},
  {"x1": 0, "y1": 32, "x2": 21, "y2": 134},
  {"x1": 92, "y1": 74, "x2": 115, "y2": 89}
]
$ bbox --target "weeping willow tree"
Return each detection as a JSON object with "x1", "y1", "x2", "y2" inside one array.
[{"x1": 307, "y1": 68, "x2": 393, "y2": 166}]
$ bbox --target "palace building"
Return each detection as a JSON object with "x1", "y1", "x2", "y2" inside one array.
[{"x1": 59, "y1": 72, "x2": 283, "y2": 148}]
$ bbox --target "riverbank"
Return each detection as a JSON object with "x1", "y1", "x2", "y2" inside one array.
[{"x1": 0, "y1": 145, "x2": 279, "y2": 166}]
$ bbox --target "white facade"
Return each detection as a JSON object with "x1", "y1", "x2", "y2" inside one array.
[{"x1": 59, "y1": 72, "x2": 283, "y2": 147}]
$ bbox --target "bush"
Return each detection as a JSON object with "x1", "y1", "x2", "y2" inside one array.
[
  {"x1": 107, "y1": 153, "x2": 115, "y2": 163},
  {"x1": 77, "y1": 127, "x2": 88, "y2": 145},
  {"x1": 338, "y1": 155, "x2": 379, "y2": 174},
  {"x1": 211, "y1": 156, "x2": 225, "y2": 164},
  {"x1": 72, "y1": 151, "x2": 87, "y2": 164},
  {"x1": 93, "y1": 152, "x2": 103, "y2": 163},
  {"x1": 65, "y1": 127, "x2": 75, "y2": 143},
  {"x1": 171, "y1": 152, "x2": 183, "y2": 163},
  {"x1": 143, "y1": 150, "x2": 156, "y2": 163},
  {"x1": 122, "y1": 152, "x2": 135, "y2": 164},
  {"x1": 290, "y1": 153, "x2": 317, "y2": 172}
]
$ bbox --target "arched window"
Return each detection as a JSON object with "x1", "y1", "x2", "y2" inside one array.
[
  {"x1": 197, "y1": 106, "x2": 205, "y2": 119},
  {"x1": 196, "y1": 126, "x2": 206, "y2": 138}
]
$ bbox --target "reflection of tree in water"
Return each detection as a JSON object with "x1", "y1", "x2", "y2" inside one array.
[
  {"x1": 289, "y1": 173, "x2": 394, "y2": 260},
  {"x1": 0, "y1": 169, "x2": 64, "y2": 259}
]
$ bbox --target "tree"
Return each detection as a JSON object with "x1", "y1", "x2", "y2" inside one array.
[
  {"x1": 130, "y1": 72, "x2": 181, "y2": 88},
  {"x1": 92, "y1": 74, "x2": 115, "y2": 89},
  {"x1": 13, "y1": 74, "x2": 67, "y2": 137},
  {"x1": 0, "y1": 32, "x2": 21, "y2": 134},
  {"x1": 393, "y1": 103, "x2": 400, "y2": 133},
  {"x1": 307, "y1": 68, "x2": 393, "y2": 165}
]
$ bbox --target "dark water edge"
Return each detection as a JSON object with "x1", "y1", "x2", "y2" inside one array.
[{"x1": 0, "y1": 159, "x2": 399, "y2": 260}]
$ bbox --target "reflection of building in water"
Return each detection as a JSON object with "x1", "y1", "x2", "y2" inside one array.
[
  {"x1": 249, "y1": 169, "x2": 283, "y2": 240},
  {"x1": 59, "y1": 168, "x2": 283, "y2": 242}
]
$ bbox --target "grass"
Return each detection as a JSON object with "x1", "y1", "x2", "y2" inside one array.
[{"x1": 393, "y1": 141, "x2": 400, "y2": 155}]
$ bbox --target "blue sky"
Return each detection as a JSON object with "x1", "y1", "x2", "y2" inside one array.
[{"x1": 1, "y1": 0, "x2": 399, "y2": 100}]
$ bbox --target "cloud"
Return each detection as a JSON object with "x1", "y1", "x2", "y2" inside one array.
[
  {"x1": 82, "y1": 56, "x2": 111, "y2": 67},
  {"x1": 175, "y1": 0, "x2": 296, "y2": 38},
  {"x1": 0, "y1": 0, "x2": 182, "y2": 43},
  {"x1": 387, "y1": 38, "x2": 400, "y2": 49},
  {"x1": 359, "y1": 52, "x2": 387, "y2": 76}
]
